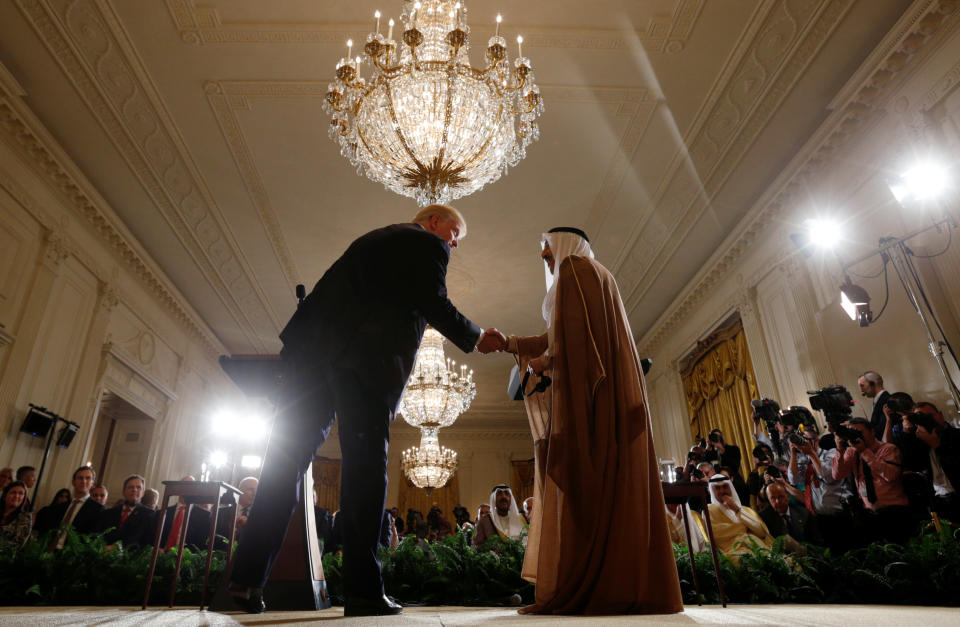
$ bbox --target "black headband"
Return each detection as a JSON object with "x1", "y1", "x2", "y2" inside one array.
[{"x1": 547, "y1": 227, "x2": 589, "y2": 243}]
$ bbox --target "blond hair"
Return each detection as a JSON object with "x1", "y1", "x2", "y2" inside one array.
[{"x1": 412, "y1": 204, "x2": 467, "y2": 238}]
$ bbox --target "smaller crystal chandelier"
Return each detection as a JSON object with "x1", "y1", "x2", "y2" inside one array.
[
  {"x1": 402, "y1": 427, "x2": 458, "y2": 491},
  {"x1": 399, "y1": 327, "x2": 476, "y2": 428}
]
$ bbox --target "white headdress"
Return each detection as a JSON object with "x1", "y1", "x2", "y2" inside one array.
[
  {"x1": 541, "y1": 229, "x2": 595, "y2": 335},
  {"x1": 489, "y1": 485, "x2": 526, "y2": 540},
  {"x1": 707, "y1": 477, "x2": 743, "y2": 523}
]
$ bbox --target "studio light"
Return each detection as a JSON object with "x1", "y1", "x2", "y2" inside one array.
[
  {"x1": 889, "y1": 160, "x2": 950, "y2": 204},
  {"x1": 241, "y1": 455, "x2": 262, "y2": 469},
  {"x1": 804, "y1": 217, "x2": 842, "y2": 249},
  {"x1": 208, "y1": 450, "x2": 228, "y2": 468},
  {"x1": 839, "y1": 279, "x2": 872, "y2": 327},
  {"x1": 210, "y1": 409, "x2": 232, "y2": 435}
]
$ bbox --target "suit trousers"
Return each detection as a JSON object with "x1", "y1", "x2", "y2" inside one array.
[{"x1": 230, "y1": 365, "x2": 392, "y2": 599}]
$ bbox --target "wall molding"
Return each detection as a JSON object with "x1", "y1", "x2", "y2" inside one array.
[
  {"x1": 637, "y1": 0, "x2": 960, "y2": 358},
  {"x1": 16, "y1": 0, "x2": 288, "y2": 353},
  {"x1": 165, "y1": 0, "x2": 705, "y2": 54},
  {"x1": 0, "y1": 63, "x2": 225, "y2": 361}
]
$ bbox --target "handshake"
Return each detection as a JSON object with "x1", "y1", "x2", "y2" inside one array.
[{"x1": 476, "y1": 328, "x2": 508, "y2": 354}]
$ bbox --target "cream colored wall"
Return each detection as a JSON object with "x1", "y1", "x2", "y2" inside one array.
[
  {"x1": 639, "y1": 21, "x2": 960, "y2": 467},
  {"x1": 0, "y1": 72, "x2": 240, "y2": 506}
]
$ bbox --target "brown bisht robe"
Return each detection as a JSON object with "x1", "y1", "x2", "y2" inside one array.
[{"x1": 515, "y1": 254, "x2": 683, "y2": 615}]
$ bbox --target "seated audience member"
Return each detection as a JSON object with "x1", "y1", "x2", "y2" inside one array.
[
  {"x1": 760, "y1": 482, "x2": 822, "y2": 546},
  {"x1": 522, "y1": 497, "x2": 534, "y2": 524},
  {"x1": 159, "y1": 476, "x2": 211, "y2": 551},
  {"x1": 0, "y1": 481, "x2": 32, "y2": 550},
  {"x1": 34, "y1": 489, "x2": 71, "y2": 532},
  {"x1": 390, "y1": 507, "x2": 405, "y2": 535},
  {"x1": 908, "y1": 410, "x2": 960, "y2": 522},
  {"x1": 413, "y1": 521, "x2": 434, "y2": 557},
  {"x1": 98, "y1": 474, "x2": 155, "y2": 549},
  {"x1": 218, "y1": 476, "x2": 258, "y2": 544},
  {"x1": 476, "y1": 503, "x2": 490, "y2": 523},
  {"x1": 90, "y1": 485, "x2": 109, "y2": 506},
  {"x1": 141, "y1": 488, "x2": 160, "y2": 510},
  {"x1": 0, "y1": 468, "x2": 13, "y2": 491},
  {"x1": 833, "y1": 418, "x2": 914, "y2": 544},
  {"x1": 34, "y1": 466, "x2": 104, "y2": 548},
  {"x1": 706, "y1": 476, "x2": 773, "y2": 562},
  {"x1": 427, "y1": 504, "x2": 453, "y2": 538},
  {"x1": 15, "y1": 466, "x2": 37, "y2": 512},
  {"x1": 473, "y1": 485, "x2": 526, "y2": 546},
  {"x1": 665, "y1": 503, "x2": 704, "y2": 552},
  {"x1": 789, "y1": 432, "x2": 854, "y2": 553},
  {"x1": 696, "y1": 462, "x2": 716, "y2": 481},
  {"x1": 452, "y1": 504, "x2": 471, "y2": 528},
  {"x1": 379, "y1": 509, "x2": 400, "y2": 549},
  {"x1": 406, "y1": 508, "x2": 425, "y2": 540},
  {"x1": 315, "y1": 505, "x2": 337, "y2": 552}
]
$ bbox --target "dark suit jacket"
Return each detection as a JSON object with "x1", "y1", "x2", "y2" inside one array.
[
  {"x1": 34, "y1": 498, "x2": 104, "y2": 535},
  {"x1": 97, "y1": 503, "x2": 156, "y2": 548},
  {"x1": 159, "y1": 504, "x2": 212, "y2": 550},
  {"x1": 280, "y1": 223, "x2": 481, "y2": 411},
  {"x1": 870, "y1": 390, "x2": 890, "y2": 441},
  {"x1": 759, "y1": 503, "x2": 822, "y2": 545}
]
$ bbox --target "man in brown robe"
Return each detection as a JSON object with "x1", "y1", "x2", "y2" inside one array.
[{"x1": 502, "y1": 227, "x2": 683, "y2": 615}]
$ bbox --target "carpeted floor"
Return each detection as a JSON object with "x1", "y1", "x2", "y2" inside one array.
[{"x1": 0, "y1": 605, "x2": 957, "y2": 626}]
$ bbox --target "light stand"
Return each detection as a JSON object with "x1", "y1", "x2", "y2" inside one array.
[{"x1": 841, "y1": 216, "x2": 960, "y2": 411}]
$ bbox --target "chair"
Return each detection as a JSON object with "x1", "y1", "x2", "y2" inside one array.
[
  {"x1": 141, "y1": 480, "x2": 242, "y2": 610},
  {"x1": 662, "y1": 481, "x2": 727, "y2": 607}
]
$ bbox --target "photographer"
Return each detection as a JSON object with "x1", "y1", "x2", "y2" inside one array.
[
  {"x1": 880, "y1": 392, "x2": 914, "y2": 446},
  {"x1": 832, "y1": 418, "x2": 914, "y2": 544},
  {"x1": 905, "y1": 410, "x2": 960, "y2": 522},
  {"x1": 788, "y1": 430, "x2": 854, "y2": 553},
  {"x1": 703, "y1": 429, "x2": 750, "y2": 504},
  {"x1": 747, "y1": 443, "x2": 775, "y2": 503}
]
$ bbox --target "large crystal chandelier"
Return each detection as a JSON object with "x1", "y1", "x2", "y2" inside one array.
[
  {"x1": 402, "y1": 427, "x2": 458, "y2": 491},
  {"x1": 398, "y1": 327, "x2": 475, "y2": 489},
  {"x1": 398, "y1": 327, "x2": 476, "y2": 428},
  {"x1": 323, "y1": 0, "x2": 544, "y2": 206}
]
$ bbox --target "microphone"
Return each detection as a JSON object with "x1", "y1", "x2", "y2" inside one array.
[{"x1": 295, "y1": 284, "x2": 306, "y2": 304}]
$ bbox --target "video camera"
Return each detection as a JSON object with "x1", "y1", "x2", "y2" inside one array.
[{"x1": 807, "y1": 385, "x2": 854, "y2": 424}]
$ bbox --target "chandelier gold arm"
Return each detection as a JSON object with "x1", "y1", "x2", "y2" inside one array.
[{"x1": 384, "y1": 80, "x2": 429, "y2": 173}]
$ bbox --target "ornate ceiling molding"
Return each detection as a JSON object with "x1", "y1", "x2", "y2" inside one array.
[
  {"x1": 0, "y1": 70, "x2": 225, "y2": 360},
  {"x1": 637, "y1": 0, "x2": 960, "y2": 358},
  {"x1": 612, "y1": 0, "x2": 855, "y2": 316},
  {"x1": 165, "y1": 0, "x2": 704, "y2": 54},
  {"x1": 16, "y1": 0, "x2": 287, "y2": 353}
]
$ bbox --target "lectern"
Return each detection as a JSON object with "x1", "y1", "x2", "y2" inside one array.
[{"x1": 212, "y1": 354, "x2": 330, "y2": 611}]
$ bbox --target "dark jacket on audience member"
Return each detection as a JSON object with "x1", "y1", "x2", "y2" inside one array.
[
  {"x1": 97, "y1": 503, "x2": 156, "y2": 548},
  {"x1": 159, "y1": 504, "x2": 211, "y2": 550},
  {"x1": 33, "y1": 498, "x2": 104, "y2": 535},
  {"x1": 759, "y1": 503, "x2": 822, "y2": 545}
]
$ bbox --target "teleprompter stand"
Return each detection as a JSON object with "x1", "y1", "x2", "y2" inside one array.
[{"x1": 210, "y1": 354, "x2": 330, "y2": 611}]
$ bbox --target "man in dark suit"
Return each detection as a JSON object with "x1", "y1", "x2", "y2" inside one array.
[
  {"x1": 33, "y1": 465, "x2": 105, "y2": 548},
  {"x1": 859, "y1": 371, "x2": 889, "y2": 441},
  {"x1": 97, "y1": 474, "x2": 155, "y2": 549},
  {"x1": 228, "y1": 205, "x2": 503, "y2": 616},
  {"x1": 760, "y1": 481, "x2": 822, "y2": 545},
  {"x1": 158, "y1": 475, "x2": 212, "y2": 551}
]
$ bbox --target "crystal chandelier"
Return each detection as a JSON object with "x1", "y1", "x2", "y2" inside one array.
[
  {"x1": 402, "y1": 427, "x2": 458, "y2": 490},
  {"x1": 323, "y1": 0, "x2": 544, "y2": 206},
  {"x1": 398, "y1": 327, "x2": 476, "y2": 428}
]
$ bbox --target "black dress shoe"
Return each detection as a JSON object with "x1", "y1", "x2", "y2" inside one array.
[
  {"x1": 344, "y1": 594, "x2": 403, "y2": 617},
  {"x1": 227, "y1": 584, "x2": 266, "y2": 614}
]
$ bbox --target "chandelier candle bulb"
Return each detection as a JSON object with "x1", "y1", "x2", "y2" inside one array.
[
  {"x1": 517, "y1": 35, "x2": 523, "y2": 57},
  {"x1": 388, "y1": 18, "x2": 394, "y2": 40},
  {"x1": 495, "y1": 13, "x2": 502, "y2": 37}
]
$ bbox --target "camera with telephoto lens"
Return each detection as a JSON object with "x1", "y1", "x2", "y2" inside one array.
[
  {"x1": 764, "y1": 465, "x2": 782, "y2": 480},
  {"x1": 751, "y1": 398, "x2": 781, "y2": 430}
]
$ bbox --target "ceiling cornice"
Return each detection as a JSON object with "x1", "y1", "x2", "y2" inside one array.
[
  {"x1": 0, "y1": 62, "x2": 226, "y2": 362},
  {"x1": 16, "y1": 0, "x2": 293, "y2": 352},
  {"x1": 164, "y1": 0, "x2": 705, "y2": 54},
  {"x1": 637, "y1": 0, "x2": 960, "y2": 358}
]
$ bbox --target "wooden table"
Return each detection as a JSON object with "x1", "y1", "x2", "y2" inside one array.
[
  {"x1": 662, "y1": 481, "x2": 727, "y2": 607},
  {"x1": 142, "y1": 480, "x2": 242, "y2": 610}
]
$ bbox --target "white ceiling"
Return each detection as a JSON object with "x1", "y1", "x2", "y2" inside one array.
[{"x1": 0, "y1": 0, "x2": 914, "y2": 427}]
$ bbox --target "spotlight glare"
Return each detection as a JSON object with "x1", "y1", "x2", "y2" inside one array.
[
  {"x1": 208, "y1": 450, "x2": 228, "y2": 468},
  {"x1": 901, "y1": 161, "x2": 949, "y2": 201},
  {"x1": 241, "y1": 455, "x2": 262, "y2": 469},
  {"x1": 804, "y1": 218, "x2": 842, "y2": 249}
]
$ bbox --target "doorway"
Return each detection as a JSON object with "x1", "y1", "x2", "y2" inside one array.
[{"x1": 89, "y1": 391, "x2": 155, "y2": 504}]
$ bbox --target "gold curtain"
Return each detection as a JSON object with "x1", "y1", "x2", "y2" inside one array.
[
  {"x1": 511, "y1": 459, "x2": 535, "y2": 505},
  {"x1": 397, "y1": 473, "x2": 460, "y2": 523},
  {"x1": 680, "y1": 317, "x2": 759, "y2": 480},
  {"x1": 312, "y1": 456, "x2": 342, "y2": 511}
]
